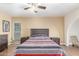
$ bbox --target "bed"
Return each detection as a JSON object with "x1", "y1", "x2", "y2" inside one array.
[{"x1": 15, "y1": 29, "x2": 65, "y2": 56}]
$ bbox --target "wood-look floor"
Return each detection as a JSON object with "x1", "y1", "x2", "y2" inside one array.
[
  {"x1": 0, "y1": 44, "x2": 79, "y2": 56},
  {"x1": 61, "y1": 46, "x2": 79, "y2": 56}
]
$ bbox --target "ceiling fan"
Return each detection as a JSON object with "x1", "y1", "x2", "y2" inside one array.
[{"x1": 24, "y1": 3, "x2": 46, "y2": 13}]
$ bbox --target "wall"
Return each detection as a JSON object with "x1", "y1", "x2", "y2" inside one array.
[
  {"x1": 12, "y1": 17, "x2": 64, "y2": 44},
  {"x1": 69, "y1": 19, "x2": 79, "y2": 41},
  {"x1": 64, "y1": 8, "x2": 79, "y2": 46},
  {"x1": 0, "y1": 11, "x2": 12, "y2": 45}
]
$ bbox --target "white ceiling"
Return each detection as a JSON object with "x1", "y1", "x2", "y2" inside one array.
[{"x1": 0, "y1": 3, "x2": 79, "y2": 17}]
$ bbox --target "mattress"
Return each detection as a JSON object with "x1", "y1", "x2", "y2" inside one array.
[{"x1": 15, "y1": 37, "x2": 65, "y2": 56}]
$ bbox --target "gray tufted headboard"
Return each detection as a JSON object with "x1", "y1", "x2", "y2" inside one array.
[{"x1": 31, "y1": 29, "x2": 49, "y2": 37}]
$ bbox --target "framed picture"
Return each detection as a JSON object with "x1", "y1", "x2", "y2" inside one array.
[{"x1": 2, "y1": 20, "x2": 10, "y2": 32}]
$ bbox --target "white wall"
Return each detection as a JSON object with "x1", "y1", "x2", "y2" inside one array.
[
  {"x1": 64, "y1": 8, "x2": 79, "y2": 46},
  {"x1": 69, "y1": 19, "x2": 79, "y2": 41}
]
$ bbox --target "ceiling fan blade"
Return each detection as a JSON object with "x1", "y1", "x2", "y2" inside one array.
[
  {"x1": 24, "y1": 7, "x2": 30, "y2": 10},
  {"x1": 38, "y1": 6, "x2": 46, "y2": 10}
]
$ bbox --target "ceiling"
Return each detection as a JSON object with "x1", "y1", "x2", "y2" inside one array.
[{"x1": 0, "y1": 3, "x2": 79, "y2": 17}]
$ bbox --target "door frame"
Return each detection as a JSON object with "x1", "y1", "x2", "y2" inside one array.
[{"x1": 13, "y1": 22, "x2": 21, "y2": 41}]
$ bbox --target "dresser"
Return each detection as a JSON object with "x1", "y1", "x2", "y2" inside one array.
[{"x1": 0, "y1": 34, "x2": 8, "y2": 52}]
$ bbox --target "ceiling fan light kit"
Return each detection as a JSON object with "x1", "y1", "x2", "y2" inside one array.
[{"x1": 24, "y1": 3, "x2": 46, "y2": 13}]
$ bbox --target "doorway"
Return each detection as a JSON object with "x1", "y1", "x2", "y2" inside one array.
[{"x1": 14, "y1": 23, "x2": 21, "y2": 41}]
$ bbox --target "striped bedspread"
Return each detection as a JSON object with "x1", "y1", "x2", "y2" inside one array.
[{"x1": 15, "y1": 37, "x2": 65, "y2": 56}]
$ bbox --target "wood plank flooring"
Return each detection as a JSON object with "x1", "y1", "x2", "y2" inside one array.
[{"x1": 0, "y1": 44, "x2": 79, "y2": 56}]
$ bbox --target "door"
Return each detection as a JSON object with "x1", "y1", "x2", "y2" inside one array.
[{"x1": 14, "y1": 23, "x2": 21, "y2": 41}]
